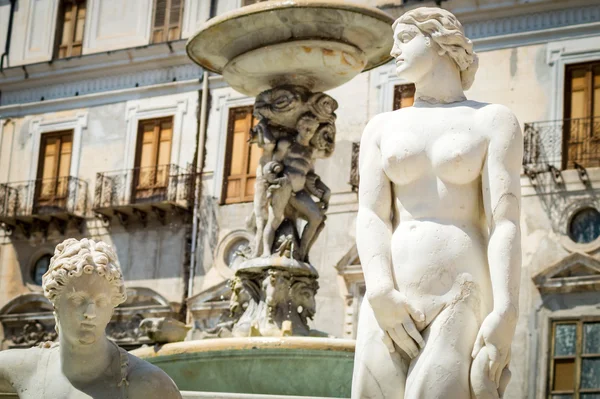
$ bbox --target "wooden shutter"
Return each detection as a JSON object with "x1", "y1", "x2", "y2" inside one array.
[
  {"x1": 564, "y1": 62, "x2": 600, "y2": 169},
  {"x1": 222, "y1": 107, "x2": 262, "y2": 204},
  {"x1": 134, "y1": 117, "x2": 173, "y2": 195},
  {"x1": 56, "y1": 0, "x2": 86, "y2": 59},
  {"x1": 151, "y1": 0, "x2": 183, "y2": 44},
  {"x1": 36, "y1": 131, "x2": 73, "y2": 203},
  {"x1": 393, "y1": 84, "x2": 416, "y2": 110}
]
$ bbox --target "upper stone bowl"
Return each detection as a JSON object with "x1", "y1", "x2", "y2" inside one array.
[{"x1": 186, "y1": 0, "x2": 394, "y2": 96}]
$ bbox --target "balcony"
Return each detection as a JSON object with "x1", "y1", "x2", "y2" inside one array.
[
  {"x1": 523, "y1": 117, "x2": 600, "y2": 180},
  {"x1": 93, "y1": 164, "x2": 194, "y2": 226},
  {"x1": 0, "y1": 176, "x2": 88, "y2": 236}
]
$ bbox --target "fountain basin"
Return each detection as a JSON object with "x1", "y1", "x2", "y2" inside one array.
[
  {"x1": 131, "y1": 337, "x2": 355, "y2": 398},
  {"x1": 186, "y1": 0, "x2": 394, "y2": 96}
]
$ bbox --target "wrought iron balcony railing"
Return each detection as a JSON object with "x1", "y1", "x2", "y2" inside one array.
[
  {"x1": 93, "y1": 164, "x2": 194, "y2": 217},
  {"x1": 0, "y1": 176, "x2": 88, "y2": 233},
  {"x1": 523, "y1": 116, "x2": 600, "y2": 173}
]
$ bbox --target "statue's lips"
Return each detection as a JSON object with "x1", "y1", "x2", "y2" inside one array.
[
  {"x1": 395, "y1": 58, "x2": 405, "y2": 65},
  {"x1": 80, "y1": 322, "x2": 96, "y2": 330}
]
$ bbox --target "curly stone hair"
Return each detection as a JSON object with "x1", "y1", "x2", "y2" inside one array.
[
  {"x1": 393, "y1": 7, "x2": 479, "y2": 90},
  {"x1": 42, "y1": 238, "x2": 127, "y2": 307}
]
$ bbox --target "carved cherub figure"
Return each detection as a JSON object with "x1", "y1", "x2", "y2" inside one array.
[
  {"x1": 0, "y1": 238, "x2": 182, "y2": 399},
  {"x1": 247, "y1": 86, "x2": 338, "y2": 262}
]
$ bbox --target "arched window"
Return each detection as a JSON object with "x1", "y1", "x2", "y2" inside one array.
[{"x1": 32, "y1": 254, "x2": 52, "y2": 286}]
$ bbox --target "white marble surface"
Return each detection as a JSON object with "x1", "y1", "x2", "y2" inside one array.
[{"x1": 352, "y1": 7, "x2": 522, "y2": 399}]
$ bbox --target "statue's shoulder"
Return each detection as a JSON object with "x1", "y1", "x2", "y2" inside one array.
[
  {"x1": 362, "y1": 111, "x2": 397, "y2": 143},
  {"x1": 125, "y1": 355, "x2": 182, "y2": 399},
  {"x1": 0, "y1": 346, "x2": 46, "y2": 378}
]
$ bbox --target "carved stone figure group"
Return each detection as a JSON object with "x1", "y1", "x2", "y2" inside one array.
[{"x1": 246, "y1": 85, "x2": 336, "y2": 263}]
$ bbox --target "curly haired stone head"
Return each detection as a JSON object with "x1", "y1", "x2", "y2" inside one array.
[
  {"x1": 393, "y1": 7, "x2": 479, "y2": 90},
  {"x1": 42, "y1": 238, "x2": 127, "y2": 307}
]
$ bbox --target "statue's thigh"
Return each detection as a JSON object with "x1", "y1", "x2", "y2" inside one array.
[
  {"x1": 352, "y1": 300, "x2": 408, "y2": 399},
  {"x1": 405, "y1": 300, "x2": 480, "y2": 399}
]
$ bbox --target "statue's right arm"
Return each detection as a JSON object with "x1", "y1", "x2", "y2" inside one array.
[
  {"x1": 356, "y1": 115, "x2": 395, "y2": 299},
  {"x1": 356, "y1": 115, "x2": 425, "y2": 359}
]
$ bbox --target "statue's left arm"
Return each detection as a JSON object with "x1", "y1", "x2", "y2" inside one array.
[{"x1": 473, "y1": 104, "x2": 523, "y2": 386}]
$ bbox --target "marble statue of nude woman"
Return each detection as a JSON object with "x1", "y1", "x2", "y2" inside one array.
[
  {"x1": 352, "y1": 7, "x2": 522, "y2": 399},
  {"x1": 0, "y1": 238, "x2": 182, "y2": 399}
]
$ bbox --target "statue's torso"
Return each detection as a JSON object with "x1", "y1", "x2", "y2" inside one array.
[
  {"x1": 14, "y1": 347, "x2": 128, "y2": 399},
  {"x1": 377, "y1": 102, "x2": 497, "y2": 320}
]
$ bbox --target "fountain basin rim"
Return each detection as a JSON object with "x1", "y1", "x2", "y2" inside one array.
[
  {"x1": 130, "y1": 337, "x2": 356, "y2": 359},
  {"x1": 186, "y1": 0, "x2": 394, "y2": 76}
]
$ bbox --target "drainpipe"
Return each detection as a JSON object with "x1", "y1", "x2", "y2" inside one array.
[
  {"x1": 0, "y1": 0, "x2": 17, "y2": 72},
  {"x1": 184, "y1": 72, "x2": 210, "y2": 325}
]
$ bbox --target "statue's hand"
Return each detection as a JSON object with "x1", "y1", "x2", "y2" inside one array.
[
  {"x1": 368, "y1": 290, "x2": 425, "y2": 359},
  {"x1": 471, "y1": 311, "x2": 516, "y2": 388}
]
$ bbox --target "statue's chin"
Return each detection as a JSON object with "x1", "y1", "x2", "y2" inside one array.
[{"x1": 77, "y1": 332, "x2": 97, "y2": 345}]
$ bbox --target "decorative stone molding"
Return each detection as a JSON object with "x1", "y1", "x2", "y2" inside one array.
[
  {"x1": 464, "y1": 4, "x2": 600, "y2": 41},
  {"x1": 27, "y1": 112, "x2": 88, "y2": 185},
  {"x1": 123, "y1": 99, "x2": 189, "y2": 173},
  {"x1": 335, "y1": 245, "x2": 364, "y2": 339},
  {"x1": 533, "y1": 252, "x2": 600, "y2": 294},
  {"x1": 1, "y1": 64, "x2": 203, "y2": 107}
]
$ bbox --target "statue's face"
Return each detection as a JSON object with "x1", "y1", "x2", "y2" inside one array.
[
  {"x1": 391, "y1": 23, "x2": 436, "y2": 84},
  {"x1": 55, "y1": 272, "x2": 115, "y2": 346}
]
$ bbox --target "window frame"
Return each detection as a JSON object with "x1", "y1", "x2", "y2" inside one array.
[
  {"x1": 548, "y1": 317, "x2": 600, "y2": 398},
  {"x1": 132, "y1": 116, "x2": 174, "y2": 200},
  {"x1": 150, "y1": 0, "x2": 184, "y2": 44},
  {"x1": 221, "y1": 106, "x2": 261, "y2": 205},
  {"x1": 562, "y1": 60, "x2": 600, "y2": 169},
  {"x1": 54, "y1": 0, "x2": 87, "y2": 59},
  {"x1": 34, "y1": 130, "x2": 74, "y2": 210}
]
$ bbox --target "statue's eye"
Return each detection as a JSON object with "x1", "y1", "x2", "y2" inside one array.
[
  {"x1": 273, "y1": 95, "x2": 291, "y2": 109},
  {"x1": 70, "y1": 295, "x2": 84, "y2": 306},
  {"x1": 400, "y1": 33, "x2": 414, "y2": 43}
]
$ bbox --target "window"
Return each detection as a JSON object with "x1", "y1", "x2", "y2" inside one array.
[
  {"x1": 393, "y1": 83, "x2": 415, "y2": 110},
  {"x1": 55, "y1": 0, "x2": 87, "y2": 59},
  {"x1": 569, "y1": 208, "x2": 600, "y2": 244},
  {"x1": 563, "y1": 61, "x2": 600, "y2": 169},
  {"x1": 549, "y1": 319, "x2": 600, "y2": 398},
  {"x1": 35, "y1": 131, "x2": 73, "y2": 210},
  {"x1": 222, "y1": 106, "x2": 262, "y2": 204},
  {"x1": 32, "y1": 255, "x2": 52, "y2": 286},
  {"x1": 133, "y1": 117, "x2": 173, "y2": 201},
  {"x1": 151, "y1": 0, "x2": 184, "y2": 44},
  {"x1": 225, "y1": 238, "x2": 249, "y2": 266}
]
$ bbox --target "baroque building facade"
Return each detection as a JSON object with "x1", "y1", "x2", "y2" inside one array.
[{"x1": 0, "y1": 0, "x2": 599, "y2": 398}]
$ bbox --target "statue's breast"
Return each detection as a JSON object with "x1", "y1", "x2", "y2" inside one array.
[
  {"x1": 430, "y1": 133, "x2": 487, "y2": 185},
  {"x1": 381, "y1": 132, "x2": 429, "y2": 185}
]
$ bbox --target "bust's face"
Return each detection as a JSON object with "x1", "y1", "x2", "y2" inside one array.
[
  {"x1": 391, "y1": 23, "x2": 436, "y2": 84},
  {"x1": 55, "y1": 272, "x2": 115, "y2": 346}
]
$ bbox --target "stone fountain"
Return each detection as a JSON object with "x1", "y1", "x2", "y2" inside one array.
[
  {"x1": 132, "y1": 2, "x2": 393, "y2": 397},
  {"x1": 187, "y1": 0, "x2": 393, "y2": 338}
]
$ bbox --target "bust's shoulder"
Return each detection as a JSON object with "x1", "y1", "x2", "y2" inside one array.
[
  {"x1": 0, "y1": 346, "x2": 48, "y2": 382},
  {"x1": 126, "y1": 355, "x2": 182, "y2": 399}
]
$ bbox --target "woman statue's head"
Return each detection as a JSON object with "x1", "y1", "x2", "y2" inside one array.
[
  {"x1": 391, "y1": 7, "x2": 478, "y2": 91},
  {"x1": 43, "y1": 238, "x2": 127, "y2": 345}
]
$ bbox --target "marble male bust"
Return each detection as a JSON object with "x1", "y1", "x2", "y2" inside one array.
[{"x1": 0, "y1": 238, "x2": 182, "y2": 399}]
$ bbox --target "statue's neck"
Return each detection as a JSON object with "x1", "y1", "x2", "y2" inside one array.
[
  {"x1": 60, "y1": 335, "x2": 114, "y2": 383},
  {"x1": 414, "y1": 57, "x2": 466, "y2": 105}
]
